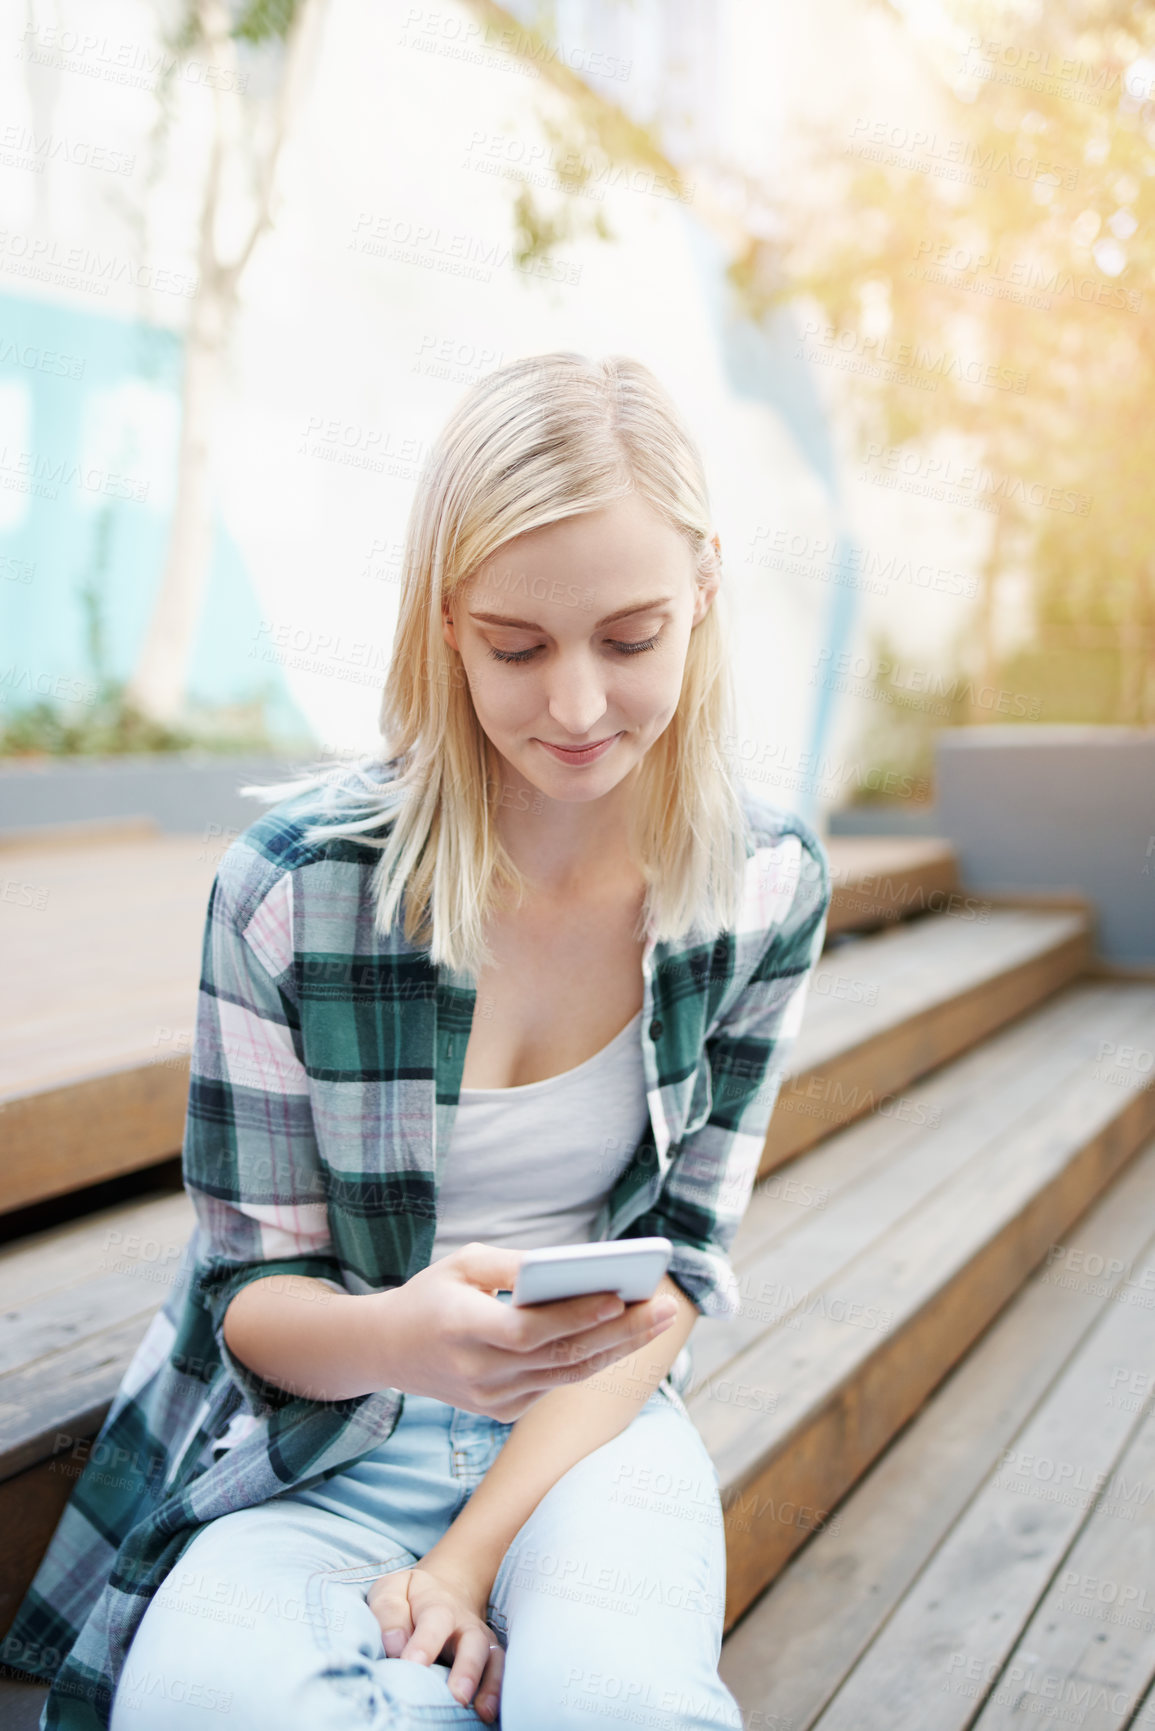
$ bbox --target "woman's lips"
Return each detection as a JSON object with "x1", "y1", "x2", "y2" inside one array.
[{"x1": 535, "y1": 734, "x2": 621, "y2": 766}]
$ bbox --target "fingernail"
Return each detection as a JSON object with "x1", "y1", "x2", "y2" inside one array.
[
  {"x1": 655, "y1": 1301, "x2": 677, "y2": 1321},
  {"x1": 383, "y1": 1627, "x2": 406, "y2": 1658}
]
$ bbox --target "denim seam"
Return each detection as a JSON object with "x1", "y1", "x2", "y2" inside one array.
[{"x1": 308, "y1": 1551, "x2": 414, "y2": 1658}]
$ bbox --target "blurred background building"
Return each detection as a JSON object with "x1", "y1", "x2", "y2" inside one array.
[{"x1": 2, "y1": 0, "x2": 1153, "y2": 825}]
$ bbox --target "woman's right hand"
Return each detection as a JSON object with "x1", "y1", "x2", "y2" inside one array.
[{"x1": 367, "y1": 1242, "x2": 679, "y2": 1421}]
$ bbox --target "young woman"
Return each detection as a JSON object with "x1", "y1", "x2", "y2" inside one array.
[{"x1": 6, "y1": 353, "x2": 830, "y2": 1730}]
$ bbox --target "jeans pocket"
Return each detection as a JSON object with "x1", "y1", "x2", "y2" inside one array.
[{"x1": 309, "y1": 1550, "x2": 414, "y2": 1658}]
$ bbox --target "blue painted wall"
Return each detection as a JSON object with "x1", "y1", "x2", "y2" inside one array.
[{"x1": 0, "y1": 290, "x2": 312, "y2": 742}]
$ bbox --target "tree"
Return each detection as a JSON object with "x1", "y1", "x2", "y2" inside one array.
[
  {"x1": 124, "y1": 0, "x2": 326, "y2": 725},
  {"x1": 732, "y1": 0, "x2": 1155, "y2": 725}
]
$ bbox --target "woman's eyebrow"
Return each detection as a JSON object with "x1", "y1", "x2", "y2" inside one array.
[{"x1": 467, "y1": 598, "x2": 674, "y2": 630}]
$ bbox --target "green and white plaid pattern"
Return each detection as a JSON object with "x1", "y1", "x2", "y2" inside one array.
[{"x1": 2, "y1": 760, "x2": 830, "y2": 1729}]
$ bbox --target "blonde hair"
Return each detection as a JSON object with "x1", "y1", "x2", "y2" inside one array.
[{"x1": 250, "y1": 353, "x2": 749, "y2": 978}]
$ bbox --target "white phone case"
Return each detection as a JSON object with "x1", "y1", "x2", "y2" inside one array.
[{"x1": 511, "y1": 1237, "x2": 673, "y2": 1306}]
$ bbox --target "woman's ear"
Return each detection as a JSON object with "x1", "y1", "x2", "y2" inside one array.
[
  {"x1": 692, "y1": 536, "x2": 722, "y2": 626},
  {"x1": 441, "y1": 598, "x2": 460, "y2": 654}
]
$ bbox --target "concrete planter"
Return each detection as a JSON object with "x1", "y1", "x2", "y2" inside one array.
[
  {"x1": 934, "y1": 727, "x2": 1154, "y2": 967},
  {"x1": 0, "y1": 754, "x2": 316, "y2": 839}
]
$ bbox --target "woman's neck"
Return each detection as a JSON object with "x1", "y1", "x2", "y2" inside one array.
[{"x1": 492, "y1": 764, "x2": 641, "y2": 900}]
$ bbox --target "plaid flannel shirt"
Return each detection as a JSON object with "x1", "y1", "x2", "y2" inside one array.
[{"x1": 2, "y1": 759, "x2": 830, "y2": 1729}]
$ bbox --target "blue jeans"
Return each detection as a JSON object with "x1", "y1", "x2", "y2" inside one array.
[{"x1": 108, "y1": 1383, "x2": 742, "y2": 1729}]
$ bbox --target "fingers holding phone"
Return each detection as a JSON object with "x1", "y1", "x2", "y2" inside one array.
[{"x1": 375, "y1": 1237, "x2": 679, "y2": 1419}]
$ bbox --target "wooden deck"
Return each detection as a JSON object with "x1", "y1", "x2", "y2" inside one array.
[
  {"x1": 0, "y1": 825, "x2": 220, "y2": 1212},
  {"x1": 3, "y1": 818, "x2": 1153, "y2": 1729},
  {"x1": 721, "y1": 1132, "x2": 1155, "y2": 1730},
  {"x1": 0, "y1": 826, "x2": 974, "y2": 1215},
  {"x1": 824, "y1": 834, "x2": 959, "y2": 936}
]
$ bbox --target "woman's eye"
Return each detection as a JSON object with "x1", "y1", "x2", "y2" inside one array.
[{"x1": 487, "y1": 633, "x2": 661, "y2": 664}]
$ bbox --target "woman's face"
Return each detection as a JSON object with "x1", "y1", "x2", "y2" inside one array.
[{"x1": 442, "y1": 493, "x2": 718, "y2": 807}]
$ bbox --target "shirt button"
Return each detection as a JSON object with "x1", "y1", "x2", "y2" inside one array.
[{"x1": 649, "y1": 1018, "x2": 663, "y2": 1041}]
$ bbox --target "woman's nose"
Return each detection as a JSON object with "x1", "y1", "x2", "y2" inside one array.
[{"x1": 546, "y1": 654, "x2": 610, "y2": 738}]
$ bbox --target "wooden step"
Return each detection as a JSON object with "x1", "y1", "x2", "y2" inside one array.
[
  {"x1": 718, "y1": 1133, "x2": 1155, "y2": 1728},
  {"x1": 0, "y1": 833, "x2": 219, "y2": 1214},
  {"x1": 762, "y1": 904, "x2": 1091, "y2": 1173},
  {"x1": 824, "y1": 835, "x2": 959, "y2": 937},
  {"x1": 690, "y1": 978, "x2": 1155, "y2": 1625},
  {"x1": 9, "y1": 985, "x2": 1146, "y2": 1655},
  {"x1": 0, "y1": 1189, "x2": 194, "y2": 1479},
  {"x1": 0, "y1": 1188, "x2": 195, "y2": 1651},
  {"x1": 0, "y1": 829, "x2": 968, "y2": 1216}
]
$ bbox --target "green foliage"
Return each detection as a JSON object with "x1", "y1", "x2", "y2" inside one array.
[
  {"x1": 231, "y1": 0, "x2": 302, "y2": 44},
  {"x1": 842, "y1": 629, "x2": 971, "y2": 803},
  {"x1": 751, "y1": 0, "x2": 1155, "y2": 731},
  {"x1": 0, "y1": 684, "x2": 293, "y2": 758}
]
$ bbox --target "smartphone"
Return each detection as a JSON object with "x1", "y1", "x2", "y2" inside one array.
[{"x1": 511, "y1": 1237, "x2": 673, "y2": 1307}]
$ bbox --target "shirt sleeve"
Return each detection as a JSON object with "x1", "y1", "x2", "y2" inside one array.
[
  {"x1": 183, "y1": 847, "x2": 346, "y2": 1417},
  {"x1": 629, "y1": 826, "x2": 831, "y2": 1318}
]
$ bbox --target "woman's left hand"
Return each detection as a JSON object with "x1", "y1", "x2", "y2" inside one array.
[{"x1": 367, "y1": 1558, "x2": 504, "y2": 1722}]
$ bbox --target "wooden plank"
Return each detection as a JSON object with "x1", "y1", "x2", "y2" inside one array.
[
  {"x1": 0, "y1": 832, "x2": 216, "y2": 1091},
  {"x1": 693, "y1": 987, "x2": 1155, "y2": 1625},
  {"x1": 762, "y1": 909, "x2": 1090, "y2": 1172},
  {"x1": 807, "y1": 1228, "x2": 1155, "y2": 1730},
  {"x1": 0, "y1": 1066, "x2": 191, "y2": 1215},
  {"x1": 0, "y1": 822, "x2": 218, "y2": 1212},
  {"x1": 0, "y1": 1192, "x2": 193, "y2": 1313},
  {"x1": 0, "y1": 1261, "x2": 187, "y2": 1381},
  {"x1": 719, "y1": 1138, "x2": 1155, "y2": 1729},
  {"x1": 793, "y1": 908, "x2": 1085, "y2": 1068},
  {"x1": 731, "y1": 979, "x2": 1105, "y2": 1274},
  {"x1": 0, "y1": 1311, "x2": 158, "y2": 1481},
  {"x1": 971, "y1": 1399, "x2": 1155, "y2": 1730},
  {"x1": 824, "y1": 837, "x2": 958, "y2": 937},
  {"x1": 695, "y1": 985, "x2": 1145, "y2": 1388},
  {"x1": 0, "y1": 816, "x2": 160, "y2": 850}
]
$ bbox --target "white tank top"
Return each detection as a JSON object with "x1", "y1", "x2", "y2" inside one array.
[
  {"x1": 429, "y1": 1008, "x2": 649, "y2": 1261},
  {"x1": 209, "y1": 1011, "x2": 659, "y2": 1460}
]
